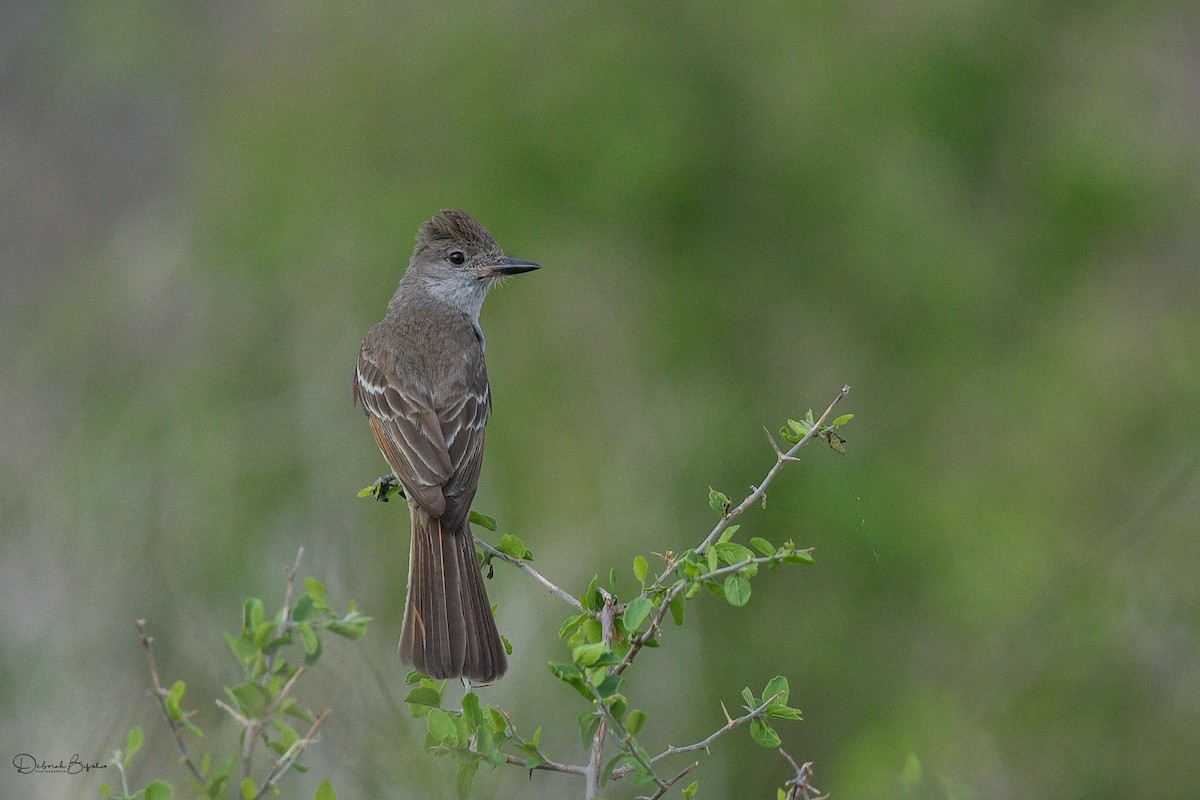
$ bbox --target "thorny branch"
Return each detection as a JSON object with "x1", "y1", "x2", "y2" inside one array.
[
  {"x1": 612, "y1": 692, "x2": 786, "y2": 780},
  {"x1": 470, "y1": 386, "x2": 849, "y2": 797},
  {"x1": 137, "y1": 619, "x2": 204, "y2": 784},
  {"x1": 476, "y1": 538, "x2": 584, "y2": 612},
  {"x1": 779, "y1": 750, "x2": 826, "y2": 800},
  {"x1": 140, "y1": 549, "x2": 333, "y2": 799}
]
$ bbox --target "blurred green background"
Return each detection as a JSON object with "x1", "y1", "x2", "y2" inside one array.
[{"x1": 3, "y1": 2, "x2": 1198, "y2": 799}]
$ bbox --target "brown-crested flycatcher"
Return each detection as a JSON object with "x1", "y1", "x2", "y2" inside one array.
[{"x1": 354, "y1": 209, "x2": 538, "y2": 682}]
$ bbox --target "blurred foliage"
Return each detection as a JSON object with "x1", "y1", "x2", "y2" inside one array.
[{"x1": 2, "y1": 2, "x2": 1199, "y2": 799}]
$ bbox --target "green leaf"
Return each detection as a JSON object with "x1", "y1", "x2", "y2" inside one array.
[
  {"x1": 243, "y1": 597, "x2": 264, "y2": 631},
  {"x1": 787, "y1": 418, "x2": 809, "y2": 436},
  {"x1": 602, "y1": 753, "x2": 624, "y2": 787},
  {"x1": 622, "y1": 597, "x2": 652, "y2": 631},
  {"x1": 578, "y1": 710, "x2": 601, "y2": 748},
  {"x1": 713, "y1": 541, "x2": 755, "y2": 566},
  {"x1": 461, "y1": 692, "x2": 482, "y2": 729},
  {"x1": 708, "y1": 487, "x2": 731, "y2": 515},
  {"x1": 314, "y1": 779, "x2": 336, "y2": 800},
  {"x1": 633, "y1": 555, "x2": 648, "y2": 583},
  {"x1": 750, "y1": 718, "x2": 781, "y2": 748},
  {"x1": 782, "y1": 550, "x2": 815, "y2": 565},
  {"x1": 717, "y1": 523, "x2": 740, "y2": 544},
  {"x1": 572, "y1": 642, "x2": 610, "y2": 667},
  {"x1": 426, "y1": 708, "x2": 458, "y2": 744},
  {"x1": 455, "y1": 761, "x2": 479, "y2": 800},
  {"x1": 403, "y1": 686, "x2": 443, "y2": 708},
  {"x1": 766, "y1": 705, "x2": 802, "y2": 720},
  {"x1": 224, "y1": 631, "x2": 258, "y2": 663},
  {"x1": 741, "y1": 686, "x2": 756, "y2": 707},
  {"x1": 476, "y1": 724, "x2": 502, "y2": 765},
  {"x1": 497, "y1": 533, "x2": 532, "y2": 560},
  {"x1": 357, "y1": 485, "x2": 375, "y2": 497},
  {"x1": 550, "y1": 661, "x2": 583, "y2": 682},
  {"x1": 750, "y1": 536, "x2": 775, "y2": 556},
  {"x1": 281, "y1": 698, "x2": 315, "y2": 723},
  {"x1": 582, "y1": 575, "x2": 602, "y2": 611},
  {"x1": 669, "y1": 594, "x2": 685, "y2": 625},
  {"x1": 595, "y1": 673, "x2": 623, "y2": 699},
  {"x1": 683, "y1": 779, "x2": 699, "y2": 799},
  {"x1": 468, "y1": 510, "x2": 498, "y2": 531},
  {"x1": 125, "y1": 725, "x2": 144, "y2": 762},
  {"x1": 229, "y1": 682, "x2": 272, "y2": 718},
  {"x1": 626, "y1": 708, "x2": 648, "y2": 735},
  {"x1": 291, "y1": 595, "x2": 314, "y2": 622},
  {"x1": 706, "y1": 547, "x2": 719, "y2": 574},
  {"x1": 144, "y1": 780, "x2": 174, "y2": 800},
  {"x1": 298, "y1": 623, "x2": 320, "y2": 663},
  {"x1": 324, "y1": 609, "x2": 372, "y2": 640},
  {"x1": 486, "y1": 707, "x2": 508, "y2": 735},
  {"x1": 557, "y1": 612, "x2": 587, "y2": 639},
  {"x1": 763, "y1": 675, "x2": 790, "y2": 707},
  {"x1": 832, "y1": 413, "x2": 854, "y2": 427},
  {"x1": 252, "y1": 620, "x2": 277, "y2": 649},
  {"x1": 240, "y1": 778, "x2": 257, "y2": 800},
  {"x1": 165, "y1": 681, "x2": 186, "y2": 720},
  {"x1": 303, "y1": 577, "x2": 327, "y2": 607},
  {"x1": 724, "y1": 574, "x2": 751, "y2": 607}
]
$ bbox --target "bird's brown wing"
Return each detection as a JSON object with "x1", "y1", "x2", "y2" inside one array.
[
  {"x1": 354, "y1": 346, "x2": 453, "y2": 518},
  {"x1": 439, "y1": 351, "x2": 491, "y2": 531}
]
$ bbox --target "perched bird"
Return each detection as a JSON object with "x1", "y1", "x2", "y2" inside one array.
[{"x1": 353, "y1": 210, "x2": 539, "y2": 682}]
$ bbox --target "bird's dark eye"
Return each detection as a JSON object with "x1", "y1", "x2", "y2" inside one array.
[{"x1": 448, "y1": 251, "x2": 466, "y2": 265}]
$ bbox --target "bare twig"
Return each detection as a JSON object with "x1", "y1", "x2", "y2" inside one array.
[
  {"x1": 476, "y1": 538, "x2": 584, "y2": 612},
  {"x1": 779, "y1": 750, "x2": 825, "y2": 800},
  {"x1": 214, "y1": 699, "x2": 249, "y2": 726},
  {"x1": 136, "y1": 619, "x2": 205, "y2": 784},
  {"x1": 612, "y1": 692, "x2": 784, "y2": 780},
  {"x1": 252, "y1": 709, "x2": 330, "y2": 800},
  {"x1": 497, "y1": 752, "x2": 587, "y2": 775},
  {"x1": 586, "y1": 591, "x2": 619, "y2": 798},
  {"x1": 694, "y1": 386, "x2": 849, "y2": 559},
  {"x1": 489, "y1": 707, "x2": 586, "y2": 776},
  {"x1": 638, "y1": 761, "x2": 699, "y2": 800},
  {"x1": 262, "y1": 547, "x2": 305, "y2": 678}
]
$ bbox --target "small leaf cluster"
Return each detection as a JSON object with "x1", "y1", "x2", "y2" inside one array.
[
  {"x1": 545, "y1": 522, "x2": 812, "y2": 791},
  {"x1": 403, "y1": 673, "x2": 547, "y2": 800},
  {"x1": 681, "y1": 520, "x2": 814, "y2": 612},
  {"x1": 104, "y1": 567, "x2": 366, "y2": 800},
  {"x1": 780, "y1": 409, "x2": 854, "y2": 454},
  {"x1": 357, "y1": 473, "x2": 405, "y2": 501},
  {"x1": 225, "y1": 576, "x2": 369, "y2": 686},
  {"x1": 99, "y1": 727, "x2": 174, "y2": 800},
  {"x1": 741, "y1": 676, "x2": 802, "y2": 749}
]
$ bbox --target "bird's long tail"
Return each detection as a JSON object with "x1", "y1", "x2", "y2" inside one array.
[{"x1": 400, "y1": 506, "x2": 507, "y2": 682}]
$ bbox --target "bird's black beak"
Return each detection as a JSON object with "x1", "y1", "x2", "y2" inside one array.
[{"x1": 491, "y1": 257, "x2": 540, "y2": 276}]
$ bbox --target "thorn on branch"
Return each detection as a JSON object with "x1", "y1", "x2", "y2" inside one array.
[
  {"x1": 779, "y1": 750, "x2": 825, "y2": 800},
  {"x1": 136, "y1": 619, "x2": 204, "y2": 784}
]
